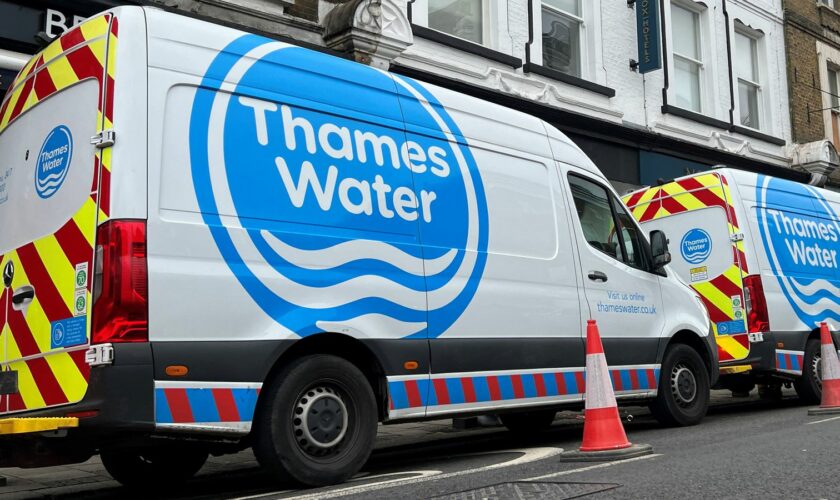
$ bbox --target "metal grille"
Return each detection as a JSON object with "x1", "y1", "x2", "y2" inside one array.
[{"x1": 432, "y1": 481, "x2": 620, "y2": 500}]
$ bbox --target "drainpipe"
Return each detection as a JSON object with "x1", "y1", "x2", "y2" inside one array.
[{"x1": 723, "y1": 0, "x2": 736, "y2": 126}]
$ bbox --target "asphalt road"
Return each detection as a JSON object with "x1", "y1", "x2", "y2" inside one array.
[{"x1": 24, "y1": 390, "x2": 835, "y2": 500}]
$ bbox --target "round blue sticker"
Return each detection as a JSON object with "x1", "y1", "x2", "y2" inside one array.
[
  {"x1": 35, "y1": 125, "x2": 73, "y2": 199},
  {"x1": 680, "y1": 228, "x2": 712, "y2": 264}
]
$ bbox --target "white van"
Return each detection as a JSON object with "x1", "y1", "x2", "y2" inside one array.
[
  {"x1": 0, "y1": 7, "x2": 714, "y2": 487},
  {"x1": 625, "y1": 168, "x2": 840, "y2": 402}
]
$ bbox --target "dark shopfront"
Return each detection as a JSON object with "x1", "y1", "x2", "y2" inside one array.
[{"x1": 0, "y1": 0, "x2": 126, "y2": 92}]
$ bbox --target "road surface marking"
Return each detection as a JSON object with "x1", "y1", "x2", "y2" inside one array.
[
  {"x1": 237, "y1": 447, "x2": 564, "y2": 500},
  {"x1": 523, "y1": 453, "x2": 663, "y2": 481},
  {"x1": 806, "y1": 415, "x2": 840, "y2": 425}
]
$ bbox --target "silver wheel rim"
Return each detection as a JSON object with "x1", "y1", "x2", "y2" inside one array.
[
  {"x1": 813, "y1": 354, "x2": 822, "y2": 387},
  {"x1": 671, "y1": 363, "x2": 697, "y2": 407},
  {"x1": 293, "y1": 386, "x2": 349, "y2": 456}
]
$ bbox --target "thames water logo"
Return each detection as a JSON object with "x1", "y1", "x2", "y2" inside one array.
[
  {"x1": 35, "y1": 125, "x2": 73, "y2": 199},
  {"x1": 189, "y1": 36, "x2": 488, "y2": 339},
  {"x1": 756, "y1": 175, "x2": 840, "y2": 327},
  {"x1": 680, "y1": 228, "x2": 712, "y2": 264}
]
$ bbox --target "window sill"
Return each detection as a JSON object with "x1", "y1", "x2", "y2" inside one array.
[
  {"x1": 661, "y1": 105, "x2": 786, "y2": 145},
  {"x1": 729, "y1": 124, "x2": 786, "y2": 146},
  {"x1": 410, "y1": 25, "x2": 522, "y2": 68},
  {"x1": 522, "y1": 63, "x2": 616, "y2": 98},
  {"x1": 661, "y1": 104, "x2": 730, "y2": 129}
]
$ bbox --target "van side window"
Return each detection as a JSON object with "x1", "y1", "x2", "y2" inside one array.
[
  {"x1": 612, "y1": 199, "x2": 647, "y2": 270},
  {"x1": 568, "y1": 174, "x2": 649, "y2": 271},
  {"x1": 568, "y1": 175, "x2": 622, "y2": 261}
]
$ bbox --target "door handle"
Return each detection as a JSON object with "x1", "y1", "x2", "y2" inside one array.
[
  {"x1": 587, "y1": 271, "x2": 608, "y2": 282},
  {"x1": 11, "y1": 285, "x2": 34, "y2": 310}
]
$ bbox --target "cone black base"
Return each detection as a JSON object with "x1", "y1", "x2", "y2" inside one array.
[
  {"x1": 808, "y1": 406, "x2": 840, "y2": 416},
  {"x1": 557, "y1": 443, "x2": 653, "y2": 462}
]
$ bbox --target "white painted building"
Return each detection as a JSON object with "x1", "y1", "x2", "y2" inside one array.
[{"x1": 0, "y1": 0, "x2": 800, "y2": 188}]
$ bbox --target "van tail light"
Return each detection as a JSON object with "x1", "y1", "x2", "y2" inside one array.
[
  {"x1": 743, "y1": 275, "x2": 769, "y2": 334},
  {"x1": 91, "y1": 220, "x2": 148, "y2": 344}
]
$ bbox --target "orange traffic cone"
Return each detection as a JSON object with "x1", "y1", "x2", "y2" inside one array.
[
  {"x1": 809, "y1": 322, "x2": 840, "y2": 415},
  {"x1": 560, "y1": 320, "x2": 652, "y2": 461}
]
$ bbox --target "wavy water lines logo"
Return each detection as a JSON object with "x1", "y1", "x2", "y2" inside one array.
[
  {"x1": 756, "y1": 175, "x2": 840, "y2": 327},
  {"x1": 35, "y1": 125, "x2": 73, "y2": 199},
  {"x1": 189, "y1": 35, "x2": 488, "y2": 339}
]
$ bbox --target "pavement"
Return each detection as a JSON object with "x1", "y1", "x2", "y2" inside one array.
[{"x1": 0, "y1": 389, "x2": 832, "y2": 499}]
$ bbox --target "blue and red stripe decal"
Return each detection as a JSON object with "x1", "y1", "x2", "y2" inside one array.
[
  {"x1": 776, "y1": 350, "x2": 804, "y2": 375},
  {"x1": 388, "y1": 366, "x2": 660, "y2": 414},
  {"x1": 155, "y1": 384, "x2": 261, "y2": 428}
]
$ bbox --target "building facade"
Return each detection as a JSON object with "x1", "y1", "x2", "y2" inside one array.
[{"x1": 0, "y1": 0, "x2": 812, "y2": 189}]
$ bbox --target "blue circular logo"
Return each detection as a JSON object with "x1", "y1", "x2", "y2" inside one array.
[
  {"x1": 35, "y1": 125, "x2": 73, "y2": 199},
  {"x1": 680, "y1": 228, "x2": 712, "y2": 264},
  {"x1": 52, "y1": 323, "x2": 65, "y2": 345},
  {"x1": 189, "y1": 36, "x2": 488, "y2": 339}
]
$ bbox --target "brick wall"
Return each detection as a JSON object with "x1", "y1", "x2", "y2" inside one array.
[{"x1": 785, "y1": 0, "x2": 828, "y2": 143}]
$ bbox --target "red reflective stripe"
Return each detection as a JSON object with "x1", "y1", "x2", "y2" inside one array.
[
  {"x1": 660, "y1": 195, "x2": 688, "y2": 216},
  {"x1": 33, "y1": 70, "x2": 57, "y2": 100},
  {"x1": 646, "y1": 369, "x2": 658, "y2": 389},
  {"x1": 59, "y1": 26, "x2": 86, "y2": 52},
  {"x1": 98, "y1": 164, "x2": 111, "y2": 216},
  {"x1": 710, "y1": 275, "x2": 741, "y2": 299},
  {"x1": 554, "y1": 372, "x2": 568, "y2": 395},
  {"x1": 624, "y1": 191, "x2": 644, "y2": 208},
  {"x1": 574, "y1": 372, "x2": 586, "y2": 394},
  {"x1": 26, "y1": 357, "x2": 68, "y2": 406},
  {"x1": 165, "y1": 389, "x2": 194, "y2": 423},
  {"x1": 534, "y1": 373, "x2": 547, "y2": 397},
  {"x1": 16, "y1": 243, "x2": 73, "y2": 321},
  {"x1": 6, "y1": 309, "x2": 42, "y2": 358},
  {"x1": 511, "y1": 374, "x2": 525, "y2": 399},
  {"x1": 404, "y1": 380, "x2": 422, "y2": 408},
  {"x1": 610, "y1": 371, "x2": 623, "y2": 391},
  {"x1": 54, "y1": 220, "x2": 94, "y2": 269},
  {"x1": 487, "y1": 376, "x2": 502, "y2": 401},
  {"x1": 629, "y1": 369, "x2": 640, "y2": 390},
  {"x1": 461, "y1": 377, "x2": 477, "y2": 403},
  {"x1": 433, "y1": 379, "x2": 450, "y2": 405},
  {"x1": 638, "y1": 197, "x2": 661, "y2": 222},
  {"x1": 212, "y1": 389, "x2": 241, "y2": 422},
  {"x1": 64, "y1": 45, "x2": 103, "y2": 80},
  {"x1": 8, "y1": 391, "x2": 24, "y2": 412},
  {"x1": 7, "y1": 77, "x2": 34, "y2": 123}
]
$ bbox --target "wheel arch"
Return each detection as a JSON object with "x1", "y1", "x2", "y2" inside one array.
[
  {"x1": 258, "y1": 333, "x2": 390, "y2": 422},
  {"x1": 660, "y1": 330, "x2": 715, "y2": 382}
]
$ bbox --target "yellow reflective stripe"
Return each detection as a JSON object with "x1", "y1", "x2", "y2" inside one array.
[
  {"x1": 4, "y1": 254, "x2": 53, "y2": 356},
  {"x1": 46, "y1": 56, "x2": 79, "y2": 92},
  {"x1": 693, "y1": 281, "x2": 735, "y2": 320},
  {"x1": 717, "y1": 336, "x2": 750, "y2": 359},
  {"x1": 670, "y1": 191, "x2": 706, "y2": 212},
  {"x1": 8, "y1": 360, "x2": 47, "y2": 410},
  {"x1": 722, "y1": 265, "x2": 744, "y2": 288},
  {"x1": 33, "y1": 236, "x2": 76, "y2": 313},
  {"x1": 100, "y1": 147, "x2": 112, "y2": 172},
  {"x1": 73, "y1": 199, "x2": 98, "y2": 248},
  {"x1": 79, "y1": 15, "x2": 110, "y2": 41},
  {"x1": 106, "y1": 33, "x2": 118, "y2": 80},
  {"x1": 45, "y1": 352, "x2": 88, "y2": 404},
  {"x1": 0, "y1": 85, "x2": 25, "y2": 128},
  {"x1": 40, "y1": 41, "x2": 66, "y2": 67},
  {"x1": 87, "y1": 39, "x2": 107, "y2": 71},
  {"x1": 0, "y1": 417, "x2": 78, "y2": 435}
]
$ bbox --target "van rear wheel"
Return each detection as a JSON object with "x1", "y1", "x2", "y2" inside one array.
[
  {"x1": 100, "y1": 445, "x2": 208, "y2": 488},
  {"x1": 794, "y1": 338, "x2": 821, "y2": 404},
  {"x1": 649, "y1": 344, "x2": 709, "y2": 427},
  {"x1": 253, "y1": 354, "x2": 377, "y2": 487}
]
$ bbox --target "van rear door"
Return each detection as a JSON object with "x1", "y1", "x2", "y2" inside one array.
[
  {"x1": 624, "y1": 173, "x2": 752, "y2": 368},
  {"x1": 0, "y1": 14, "x2": 116, "y2": 414}
]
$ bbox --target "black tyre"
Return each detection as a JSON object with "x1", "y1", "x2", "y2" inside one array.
[
  {"x1": 649, "y1": 344, "x2": 710, "y2": 427},
  {"x1": 500, "y1": 410, "x2": 556, "y2": 434},
  {"x1": 794, "y1": 338, "x2": 822, "y2": 404},
  {"x1": 100, "y1": 445, "x2": 208, "y2": 489},
  {"x1": 253, "y1": 355, "x2": 377, "y2": 487}
]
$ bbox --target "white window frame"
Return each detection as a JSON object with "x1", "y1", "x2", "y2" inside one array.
[
  {"x1": 529, "y1": 0, "x2": 605, "y2": 83},
  {"x1": 412, "y1": 0, "x2": 493, "y2": 48},
  {"x1": 819, "y1": 0, "x2": 839, "y2": 10},
  {"x1": 733, "y1": 23, "x2": 764, "y2": 131},
  {"x1": 663, "y1": 0, "x2": 720, "y2": 118},
  {"x1": 818, "y1": 39, "x2": 840, "y2": 148},
  {"x1": 540, "y1": 1, "x2": 584, "y2": 77}
]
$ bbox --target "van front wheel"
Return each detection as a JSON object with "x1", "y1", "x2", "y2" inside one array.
[
  {"x1": 649, "y1": 344, "x2": 709, "y2": 427},
  {"x1": 254, "y1": 354, "x2": 377, "y2": 487}
]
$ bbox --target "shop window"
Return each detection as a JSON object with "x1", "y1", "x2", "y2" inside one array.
[
  {"x1": 671, "y1": 2, "x2": 703, "y2": 112},
  {"x1": 541, "y1": 0, "x2": 583, "y2": 77}
]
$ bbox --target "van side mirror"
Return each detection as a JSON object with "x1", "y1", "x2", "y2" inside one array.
[{"x1": 650, "y1": 230, "x2": 671, "y2": 270}]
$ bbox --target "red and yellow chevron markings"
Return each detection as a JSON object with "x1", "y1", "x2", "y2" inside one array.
[
  {"x1": 0, "y1": 14, "x2": 118, "y2": 414},
  {"x1": 623, "y1": 173, "x2": 750, "y2": 365}
]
